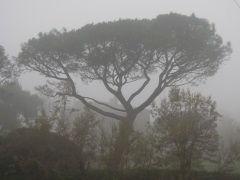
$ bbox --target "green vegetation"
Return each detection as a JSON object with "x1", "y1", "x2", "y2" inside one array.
[{"x1": 1, "y1": 88, "x2": 240, "y2": 180}]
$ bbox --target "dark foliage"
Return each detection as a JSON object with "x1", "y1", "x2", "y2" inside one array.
[
  {"x1": 0, "y1": 82, "x2": 43, "y2": 131},
  {"x1": 0, "y1": 45, "x2": 16, "y2": 84},
  {"x1": 0, "y1": 128, "x2": 83, "y2": 178}
]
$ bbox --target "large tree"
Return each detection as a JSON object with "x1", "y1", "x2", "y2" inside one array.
[
  {"x1": 18, "y1": 13, "x2": 231, "y2": 169},
  {"x1": 18, "y1": 13, "x2": 231, "y2": 122}
]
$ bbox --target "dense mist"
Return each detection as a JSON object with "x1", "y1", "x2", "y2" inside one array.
[
  {"x1": 0, "y1": 0, "x2": 240, "y2": 179},
  {"x1": 0, "y1": 0, "x2": 240, "y2": 120}
]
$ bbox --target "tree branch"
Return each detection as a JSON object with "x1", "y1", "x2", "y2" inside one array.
[
  {"x1": 127, "y1": 66, "x2": 150, "y2": 103},
  {"x1": 82, "y1": 96, "x2": 126, "y2": 112}
]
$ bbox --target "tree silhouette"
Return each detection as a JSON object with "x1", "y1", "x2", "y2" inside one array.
[
  {"x1": 18, "y1": 13, "x2": 231, "y2": 123},
  {"x1": 18, "y1": 13, "x2": 232, "y2": 170}
]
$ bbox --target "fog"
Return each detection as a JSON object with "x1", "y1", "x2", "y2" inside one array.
[{"x1": 0, "y1": 0, "x2": 240, "y2": 120}]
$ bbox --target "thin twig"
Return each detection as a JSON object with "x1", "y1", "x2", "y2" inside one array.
[{"x1": 234, "y1": 0, "x2": 240, "y2": 8}]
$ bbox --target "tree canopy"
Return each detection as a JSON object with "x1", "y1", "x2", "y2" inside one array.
[
  {"x1": 18, "y1": 13, "x2": 232, "y2": 122},
  {"x1": 0, "y1": 82, "x2": 43, "y2": 131},
  {"x1": 0, "y1": 45, "x2": 15, "y2": 84}
]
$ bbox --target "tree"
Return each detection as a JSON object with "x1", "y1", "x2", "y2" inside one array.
[
  {"x1": 22, "y1": 95, "x2": 73, "y2": 138},
  {"x1": 127, "y1": 125, "x2": 157, "y2": 169},
  {"x1": 18, "y1": 13, "x2": 232, "y2": 170},
  {"x1": 0, "y1": 81, "x2": 43, "y2": 131},
  {"x1": 215, "y1": 118, "x2": 240, "y2": 174},
  {"x1": 71, "y1": 107, "x2": 99, "y2": 170},
  {"x1": 151, "y1": 87, "x2": 220, "y2": 179},
  {"x1": 31, "y1": 108, "x2": 54, "y2": 132},
  {"x1": 0, "y1": 45, "x2": 16, "y2": 84},
  {"x1": 0, "y1": 128, "x2": 83, "y2": 178},
  {"x1": 51, "y1": 96, "x2": 72, "y2": 138},
  {"x1": 97, "y1": 119, "x2": 136, "y2": 170},
  {"x1": 215, "y1": 141, "x2": 240, "y2": 174}
]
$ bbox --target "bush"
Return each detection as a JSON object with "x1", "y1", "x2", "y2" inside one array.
[{"x1": 0, "y1": 128, "x2": 83, "y2": 178}]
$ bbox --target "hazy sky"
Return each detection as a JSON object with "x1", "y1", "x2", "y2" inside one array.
[{"x1": 0, "y1": 0, "x2": 240, "y2": 120}]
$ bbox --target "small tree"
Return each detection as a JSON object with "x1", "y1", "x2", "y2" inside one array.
[
  {"x1": 152, "y1": 87, "x2": 220, "y2": 179},
  {"x1": 126, "y1": 126, "x2": 157, "y2": 169},
  {"x1": 215, "y1": 120, "x2": 240, "y2": 174},
  {"x1": 22, "y1": 96, "x2": 71, "y2": 136},
  {"x1": 215, "y1": 141, "x2": 240, "y2": 174},
  {"x1": 34, "y1": 108, "x2": 53, "y2": 132},
  {"x1": 71, "y1": 107, "x2": 99, "y2": 170},
  {"x1": 52, "y1": 96, "x2": 71, "y2": 138}
]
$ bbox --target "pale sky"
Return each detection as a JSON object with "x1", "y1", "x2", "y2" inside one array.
[{"x1": 0, "y1": 0, "x2": 240, "y2": 120}]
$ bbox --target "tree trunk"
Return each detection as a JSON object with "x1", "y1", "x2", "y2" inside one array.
[
  {"x1": 106, "y1": 118, "x2": 135, "y2": 171},
  {"x1": 179, "y1": 159, "x2": 191, "y2": 180}
]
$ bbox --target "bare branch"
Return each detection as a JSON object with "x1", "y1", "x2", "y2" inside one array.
[{"x1": 82, "y1": 96, "x2": 126, "y2": 112}]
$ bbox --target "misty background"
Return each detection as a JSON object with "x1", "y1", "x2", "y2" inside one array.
[{"x1": 0, "y1": 0, "x2": 239, "y2": 120}]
